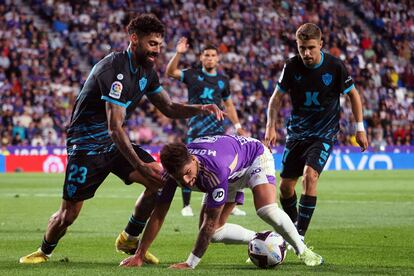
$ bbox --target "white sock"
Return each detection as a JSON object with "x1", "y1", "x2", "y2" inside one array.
[
  {"x1": 211, "y1": 223, "x2": 256, "y2": 244},
  {"x1": 256, "y1": 203, "x2": 306, "y2": 255}
]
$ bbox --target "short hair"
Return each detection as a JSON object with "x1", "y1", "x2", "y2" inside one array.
[
  {"x1": 127, "y1": 14, "x2": 165, "y2": 38},
  {"x1": 160, "y1": 142, "x2": 191, "y2": 174},
  {"x1": 296, "y1": 23, "x2": 322, "y2": 41},
  {"x1": 202, "y1": 44, "x2": 218, "y2": 53}
]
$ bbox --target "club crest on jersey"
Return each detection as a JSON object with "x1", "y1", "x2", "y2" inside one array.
[
  {"x1": 322, "y1": 73, "x2": 332, "y2": 86},
  {"x1": 109, "y1": 81, "x2": 123, "y2": 99},
  {"x1": 218, "y1": 80, "x2": 224, "y2": 90},
  {"x1": 139, "y1": 77, "x2": 147, "y2": 91},
  {"x1": 294, "y1": 74, "x2": 302, "y2": 81},
  {"x1": 198, "y1": 75, "x2": 204, "y2": 81}
]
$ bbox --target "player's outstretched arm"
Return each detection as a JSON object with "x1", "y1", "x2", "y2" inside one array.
[
  {"x1": 148, "y1": 91, "x2": 225, "y2": 120},
  {"x1": 166, "y1": 37, "x2": 189, "y2": 80},
  {"x1": 347, "y1": 88, "x2": 368, "y2": 152},
  {"x1": 169, "y1": 205, "x2": 224, "y2": 270},
  {"x1": 223, "y1": 98, "x2": 247, "y2": 136},
  {"x1": 106, "y1": 102, "x2": 162, "y2": 187},
  {"x1": 264, "y1": 90, "x2": 284, "y2": 148},
  {"x1": 120, "y1": 202, "x2": 171, "y2": 267}
]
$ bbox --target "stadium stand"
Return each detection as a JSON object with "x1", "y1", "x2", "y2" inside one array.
[{"x1": 1, "y1": 0, "x2": 413, "y2": 148}]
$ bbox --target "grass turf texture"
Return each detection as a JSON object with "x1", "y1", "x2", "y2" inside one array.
[{"x1": 0, "y1": 171, "x2": 413, "y2": 275}]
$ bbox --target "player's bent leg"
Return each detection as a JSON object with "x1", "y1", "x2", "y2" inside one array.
[
  {"x1": 279, "y1": 178, "x2": 299, "y2": 224},
  {"x1": 20, "y1": 200, "x2": 83, "y2": 264},
  {"x1": 297, "y1": 165, "x2": 319, "y2": 236}
]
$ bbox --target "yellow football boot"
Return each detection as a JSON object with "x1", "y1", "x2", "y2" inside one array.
[
  {"x1": 19, "y1": 249, "x2": 50, "y2": 264},
  {"x1": 115, "y1": 231, "x2": 159, "y2": 264}
]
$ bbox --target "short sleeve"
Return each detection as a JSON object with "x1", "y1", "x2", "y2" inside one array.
[
  {"x1": 205, "y1": 182, "x2": 228, "y2": 208},
  {"x1": 340, "y1": 61, "x2": 355, "y2": 94},
  {"x1": 181, "y1": 68, "x2": 193, "y2": 84},
  {"x1": 146, "y1": 69, "x2": 163, "y2": 96},
  {"x1": 157, "y1": 174, "x2": 178, "y2": 204},
  {"x1": 98, "y1": 68, "x2": 131, "y2": 108},
  {"x1": 221, "y1": 78, "x2": 231, "y2": 101},
  {"x1": 276, "y1": 63, "x2": 291, "y2": 93}
]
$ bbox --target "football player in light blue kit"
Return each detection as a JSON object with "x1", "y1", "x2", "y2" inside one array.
[{"x1": 120, "y1": 135, "x2": 323, "y2": 269}]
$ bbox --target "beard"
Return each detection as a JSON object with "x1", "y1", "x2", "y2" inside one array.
[{"x1": 134, "y1": 44, "x2": 158, "y2": 69}]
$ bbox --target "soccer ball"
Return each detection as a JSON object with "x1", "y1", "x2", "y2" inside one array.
[{"x1": 248, "y1": 231, "x2": 287, "y2": 268}]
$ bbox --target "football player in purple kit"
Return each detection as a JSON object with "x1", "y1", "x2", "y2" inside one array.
[{"x1": 120, "y1": 135, "x2": 323, "y2": 269}]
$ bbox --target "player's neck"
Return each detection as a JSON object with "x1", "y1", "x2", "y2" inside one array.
[{"x1": 202, "y1": 67, "x2": 217, "y2": 76}]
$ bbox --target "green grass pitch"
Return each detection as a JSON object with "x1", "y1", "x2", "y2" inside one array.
[{"x1": 1, "y1": 171, "x2": 413, "y2": 275}]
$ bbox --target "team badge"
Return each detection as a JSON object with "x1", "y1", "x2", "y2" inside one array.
[
  {"x1": 294, "y1": 74, "x2": 302, "y2": 81},
  {"x1": 117, "y1": 73, "x2": 124, "y2": 80},
  {"x1": 212, "y1": 188, "x2": 225, "y2": 202},
  {"x1": 198, "y1": 75, "x2": 204, "y2": 81},
  {"x1": 109, "y1": 81, "x2": 123, "y2": 99},
  {"x1": 218, "y1": 80, "x2": 224, "y2": 90},
  {"x1": 322, "y1": 73, "x2": 332, "y2": 86},
  {"x1": 67, "y1": 184, "x2": 77, "y2": 198},
  {"x1": 139, "y1": 77, "x2": 147, "y2": 91}
]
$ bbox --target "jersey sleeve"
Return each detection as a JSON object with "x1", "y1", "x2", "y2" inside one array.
[
  {"x1": 339, "y1": 61, "x2": 355, "y2": 94},
  {"x1": 203, "y1": 168, "x2": 229, "y2": 208},
  {"x1": 221, "y1": 78, "x2": 231, "y2": 101},
  {"x1": 98, "y1": 67, "x2": 131, "y2": 108},
  {"x1": 157, "y1": 173, "x2": 178, "y2": 204},
  {"x1": 180, "y1": 68, "x2": 194, "y2": 84},
  {"x1": 276, "y1": 62, "x2": 291, "y2": 93},
  {"x1": 146, "y1": 69, "x2": 163, "y2": 96}
]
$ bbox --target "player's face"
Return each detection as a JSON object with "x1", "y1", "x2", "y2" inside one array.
[
  {"x1": 200, "y1": 49, "x2": 219, "y2": 70},
  {"x1": 172, "y1": 156, "x2": 199, "y2": 188},
  {"x1": 297, "y1": 39, "x2": 322, "y2": 67},
  {"x1": 133, "y1": 33, "x2": 163, "y2": 68}
]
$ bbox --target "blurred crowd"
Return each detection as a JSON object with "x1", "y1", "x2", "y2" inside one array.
[{"x1": 1, "y1": 0, "x2": 413, "y2": 150}]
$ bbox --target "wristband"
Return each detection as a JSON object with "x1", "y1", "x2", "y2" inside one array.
[
  {"x1": 356, "y1": 122, "x2": 365, "y2": 132},
  {"x1": 186, "y1": 252, "x2": 201, "y2": 268},
  {"x1": 234, "y1": 123, "x2": 242, "y2": 130}
]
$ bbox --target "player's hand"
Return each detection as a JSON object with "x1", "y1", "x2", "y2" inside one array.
[
  {"x1": 119, "y1": 254, "x2": 144, "y2": 267},
  {"x1": 168, "y1": 262, "x2": 193, "y2": 270},
  {"x1": 356, "y1": 131, "x2": 368, "y2": 152},
  {"x1": 201, "y1": 104, "x2": 225, "y2": 121},
  {"x1": 176, "y1": 37, "x2": 189, "y2": 54},
  {"x1": 264, "y1": 126, "x2": 277, "y2": 149},
  {"x1": 236, "y1": 127, "x2": 248, "y2": 136}
]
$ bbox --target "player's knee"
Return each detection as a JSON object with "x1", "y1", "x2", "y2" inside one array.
[
  {"x1": 280, "y1": 183, "x2": 295, "y2": 197},
  {"x1": 256, "y1": 203, "x2": 283, "y2": 228}
]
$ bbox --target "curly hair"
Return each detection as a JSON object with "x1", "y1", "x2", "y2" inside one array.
[
  {"x1": 127, "y1": 14, "x2": 165, "y2": 38},
  {"x1": 160, "y1": 142, "x2": 191, "y2": 174}
]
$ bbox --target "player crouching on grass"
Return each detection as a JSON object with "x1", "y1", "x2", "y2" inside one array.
[{"x1": 120, "y1": 135, "x2": 323, "y2": 269}]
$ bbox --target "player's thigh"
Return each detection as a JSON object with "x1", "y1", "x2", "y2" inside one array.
[
  {"x1": 63, "y1": 154, "x2": 111, "y2": 201},
  {"x1": 111, "y1": 144, "x2": 157, "y2": 185},
  {"x1": 303, "y1": 140, "x2": 333, "y2": 175},
  {"x1": 280, "y1": 140, "x2": 307, "y2": 178}
]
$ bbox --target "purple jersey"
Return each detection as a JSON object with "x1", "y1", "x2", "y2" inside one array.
[{"x1": 158, "y1": 135, "x2": 265, "y2": 208}]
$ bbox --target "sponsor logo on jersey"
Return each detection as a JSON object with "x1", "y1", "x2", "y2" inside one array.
[
  {"x1": 322, "y1": 73, "x2": 332, "y2": 86},
  {"x1": 212, "y1": 188, "x2": 225, "y2": 202},
  {"x1": 294, "y1": 74, "x2": 302, "y2": 81},
  {"x1": 139, "y1": 77, "x2": 147, "y2": 91},
  {"x1": 117, "y1": 73, "x2": 124, "y2": 80},
  {"x1": 109, "y1": 81, "x2": 123, "y2": 99}
]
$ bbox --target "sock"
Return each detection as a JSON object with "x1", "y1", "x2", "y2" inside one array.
[
  {"x1": 211, "y1": 223, "x2": 256, "y2": 244},
  {"x1": 257, "y1": 203, "x2": 305, "y2": 255},
  {"x1": 40, "y1": 237, "x2": 57, "y2": 255},
  {"x1": 124, "y1": 215, "x2": 146, "y2": 237},
  {"x1": 297, "y1": 195, "x2": 317, "y2": 236},
  {"x1": 279, "y1": 192, "x2": 298, "y2": 224},
  {"x1": 182, "y1": 187, "x2": 192, "y2": 207}
]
